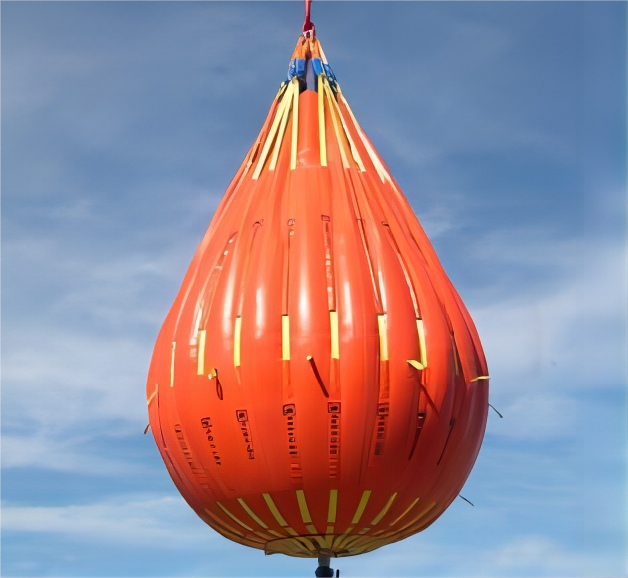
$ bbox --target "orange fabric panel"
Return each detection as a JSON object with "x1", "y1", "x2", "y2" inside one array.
[{"x1": 146, "y1": 35, "x2": 489, "y2": 558}]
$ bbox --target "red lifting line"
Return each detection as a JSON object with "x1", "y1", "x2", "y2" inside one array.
[{"x1": 303, "y1": 0, "x2": 315, "y2": 34}]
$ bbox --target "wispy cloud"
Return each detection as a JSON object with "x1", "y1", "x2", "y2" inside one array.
[
  {"x1": 475, "y1": 235, "x2": 627, "y2": 393},
  {"x1": 1, "y1": 494, "x2": 209, "y2": 548}
]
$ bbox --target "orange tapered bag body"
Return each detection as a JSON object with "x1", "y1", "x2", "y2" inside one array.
[{"x1": 147, "y1": 35, "x2": 489, "y2": 558}]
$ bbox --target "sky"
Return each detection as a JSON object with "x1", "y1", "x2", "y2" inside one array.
[{"x1": 1, "y1": 1, "x2": 626, "y2": 577}]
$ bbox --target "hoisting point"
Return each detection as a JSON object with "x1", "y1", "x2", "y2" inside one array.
[{"x1": 303, "y1": 0, "x2": 315, "y2": 35}]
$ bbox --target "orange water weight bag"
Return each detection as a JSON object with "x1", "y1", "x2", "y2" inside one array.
[{"x1": 146, "y1": 30, "x2": 489, "y2": 559}]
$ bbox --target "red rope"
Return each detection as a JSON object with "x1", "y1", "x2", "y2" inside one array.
[{"x1": 303, "y1": 0, "x2": 314, "y2": 33}]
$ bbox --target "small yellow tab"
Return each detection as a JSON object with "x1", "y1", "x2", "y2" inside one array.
[
  {"x1": 351, "y1": 490, "x2": 372, "y2": 525},
  {"x1": 196, "y1": 330, "x2": 206, "y2": 375},
  {"x1": 416, "y1": 319, "x2": 427, "y2": 367},
  {"x1": 170, "y1": 341, "x2": 176, "y2": 387},
  {"x1": 407, "y1": 359, "x2": 424, "y2": 371},
  {"x1": 234, "y1": 317, "x2": 242, "y2": 367},
  {"x1": 330, "y1": 311, "x2": 340, "y2": 359},
  {"x1": 281, "y1": 315, "x2": 291, "y2": 360},
  {"x1": 377, "y1": 315, "x2": 388, "y2": 361},
  {"x1": 471, "y1": 375, "x2": 490, "y2": 382}
]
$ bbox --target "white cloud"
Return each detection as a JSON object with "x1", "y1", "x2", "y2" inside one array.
[
  {"x1": 486, "y1": 535, "x2": 619, "y2": 577},
  {"x1": 475, "y1": 235, "x2": 627, "y2": 395},
  {"x1": 1, "y1": 433, "x2": 147, "y2": 475},
  {"x1": 338, "y1": 531, "x2": 618, "y2": 578},
  {"x1": 1, "y1": 494, "x2": 210, "y2": 548}
]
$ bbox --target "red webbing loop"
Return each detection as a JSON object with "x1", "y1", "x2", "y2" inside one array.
[{"x1": 303, "y1": 0, "x2": 315, "y2": 34}]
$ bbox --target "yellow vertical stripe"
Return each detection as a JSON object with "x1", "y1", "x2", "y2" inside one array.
[
  {"x1": 351, "y1": 490, "x2": 372, "y2": 524},
  {"x1": 397, "y1": 501, "x2": 437, "y2": 533},
  {"x1": 333, "y1": 529, "x2": 355, "y2": 550},
  {"x1": 290, "y1": 77, "x2": 299, "y2": 170},
  {"x1": 237, "y1": 498, "x2": 268, "y2": 529},
  {"x1": 377, "y1": 315, "x2": 389, "y2": 361},
  {"x1": 371, "y1": 492, "x2": 397, "y2": 525},
  {"x1": 216, "y1": 502, "x2": 254, "y2": 532},
  {"x1": 323, "y1": 81, "x2": 350, "y2": 169},
  {"x1": 170, "y1": 341, "x2": 176, "y2": 387},
  {"x1": 263, "y1": 493, "x2": 289, "y2": 527},
  {"x1": 270, "y1": 539, "x2": 304, "y2": 556},
  {"x1": 203, "y1": 508, "x2": 245, "y2": 538},
  {"x1": 269, "y1": 85, "x2": 293, "y2": 171},
  {"x1": 234, "y1": 317, "x2": 242, "y2": 367},
  {"x1": 281, "y1": 315, "x2": 290, "y2": 360},
  {"x1": 417, "y1": 319, "x2": 427, "y2": 367},
  {"x1": 389, "y1": 497, "x2": 420, "y2": 527},
  {"x1": 196, "y1": 330, "x2": 206, "y2": 375},
  {"x1": 353, "y1": 538, "x2": 384, "y2": 555},
  {"x1": 318, "y1": 74, "x2": 327, "y2": 167},
  {"x1": 326, "y1": 86, "x2": 365, "y2": 172},
  {"x1": 296, "y1": 536, "x2": 317, "y2": 553},
  {"x1": 339, "y1": 92, "x2": 390, "y2": 182},
  {"x1": 295, "y1": 489, "x2": 313, "y2": 523},
  {"x1": 327, "y1": 489, "x2": 338, "y2": 523},
  {"x1": 330, "y1": 311, "x2": 340, "y2": 359},
  {"x1": 252, "y1": 83, "x2": 293, "y2": 180}
]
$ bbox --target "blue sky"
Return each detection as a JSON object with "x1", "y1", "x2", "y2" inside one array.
[{"x1": 1, "y1": 1, "x2": 626, "y2": 577}]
